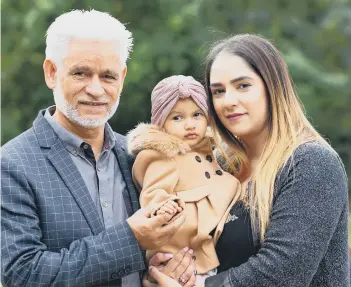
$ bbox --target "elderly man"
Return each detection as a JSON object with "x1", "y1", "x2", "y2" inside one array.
[{"x1": 1, "y1": 10, "x2": 190, "y2": 287}]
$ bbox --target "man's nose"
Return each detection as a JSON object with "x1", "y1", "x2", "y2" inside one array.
[{"x1": 86, "y1": 75, "x2": 105, "y2": 97}]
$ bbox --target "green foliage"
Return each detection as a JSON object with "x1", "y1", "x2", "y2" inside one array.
[{"x1": 2, "y1": 0, "x2": 351, "y2": 188}]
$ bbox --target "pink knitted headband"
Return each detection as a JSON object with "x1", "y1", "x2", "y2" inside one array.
[{"x1": 151, "y1": 75, "x2": 208, "y2": 127}]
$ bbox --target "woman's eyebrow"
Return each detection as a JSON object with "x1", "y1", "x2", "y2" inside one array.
[{"x1": 210, "y1": 76, "x2": 253, "y2": 87}]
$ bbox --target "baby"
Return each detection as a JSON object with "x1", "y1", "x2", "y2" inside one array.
[{"x1": 128, "y1": 75, "x2": 241, "y2": 283}]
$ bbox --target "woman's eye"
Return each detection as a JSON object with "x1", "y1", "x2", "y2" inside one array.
[
  {"x1": 212, "y1": 89, "x2": 225, "y2": 96},
  {"x1": 237, "y1": 83, "x2": 251, "y2": 90}
]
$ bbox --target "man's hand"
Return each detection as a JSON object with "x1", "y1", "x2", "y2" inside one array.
[{"x1": 127, "y1": 203, "x2": 186, "y2": 250}]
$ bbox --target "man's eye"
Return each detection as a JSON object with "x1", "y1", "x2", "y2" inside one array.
[
  {"x1": 104, "y1": 75, "x2": 116, "y2": 80},
  {"x1": 74, "y1": 72, "x2": 85, "y2": 77}
]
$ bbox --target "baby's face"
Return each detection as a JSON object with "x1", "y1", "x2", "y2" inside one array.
[{"x1": 163, "y1": 98, "x2": 208, "y2": 148}]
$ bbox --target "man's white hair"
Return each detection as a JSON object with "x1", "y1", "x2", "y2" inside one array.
[{"x1": 45, "y1": 9, "x2": 133, "y2": 67}]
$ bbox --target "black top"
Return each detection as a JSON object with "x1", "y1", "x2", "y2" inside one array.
[{"x1": 215, "y1": 201, "x2": 259, "y2": 273}]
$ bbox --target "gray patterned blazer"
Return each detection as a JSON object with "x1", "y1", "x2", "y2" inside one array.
[{"x1": 1, "y1": 110, "x2": 145, "y2": 286}]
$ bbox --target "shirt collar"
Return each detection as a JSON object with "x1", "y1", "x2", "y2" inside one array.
[{"x1": 44, "y1": 106, "x2": 116, "y2": 155}]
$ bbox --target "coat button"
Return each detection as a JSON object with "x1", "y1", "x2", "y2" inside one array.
[
  {"x1": 195, "y1": 156, "x2": 201, "y2": 162},
  {"x1": 205, "y1": 172, "x2": 210, "y2": 179},
  {"x1": 216, "y1": 170, "x2": 223, "y2": 175},
  {"x1": 206, "y1": 155, "x2": 213, "y2": 162}
]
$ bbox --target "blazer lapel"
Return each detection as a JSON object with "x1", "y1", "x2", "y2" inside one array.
[
  {"x1": 113, "y1": 139, "x2": 140, "y2": 216},
  {"x1": 34, "y1": 110, "x2": 104, "y2": 235},
  {"x1": 47, "y1": 140, "x2": 105, "y2": 235}
]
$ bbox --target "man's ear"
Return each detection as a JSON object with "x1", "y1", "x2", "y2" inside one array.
[
  {"x1": 118, "y1": 65, "x2": 128, "y2": 95},
  {"x1": 43, "y1": 59, "x2": 58, "y2": 89}
]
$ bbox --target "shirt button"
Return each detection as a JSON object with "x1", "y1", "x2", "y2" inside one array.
[
  {"x1": 72, "y1": 149, "x2": 78, "y2": 156},
  {"x1": 216, "y1": 170, "x2": 223, "y2": 175},
  {"x1": 195, "y1": 156, "x2": 201, "y2": 163},
  {"x1": 102, "y1": 202, "x2": 108, "y2": 208},
  {"x1": 205, "y1": 172, "x2": 210, "y2": 179},
  {"x1": 206, "y1": 155, "x2": 213, "y2": 162},
  {"x1": 83, "y1": 144, "x2": 89, "y2": 150}
]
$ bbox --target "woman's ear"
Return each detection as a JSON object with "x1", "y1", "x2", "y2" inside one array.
[{"x1": 43, "y1": 59, "x2": 58, "y2": 90}]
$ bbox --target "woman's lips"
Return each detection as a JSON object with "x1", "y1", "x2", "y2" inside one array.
[{"x1": 226, "y1": 113, "x2": 246, "y2": 120}]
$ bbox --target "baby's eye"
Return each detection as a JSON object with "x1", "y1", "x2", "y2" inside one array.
[
  {"x1": 172, "y1": 116, "x2": 182, "y2": 121},
  {"x1": 194, "y1": 112, "x2": 203, "y2": 118}
]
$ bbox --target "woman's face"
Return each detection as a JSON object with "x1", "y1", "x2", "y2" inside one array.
[{"x1": 209, "y1": 52, "x2": 269, "y2": 142}]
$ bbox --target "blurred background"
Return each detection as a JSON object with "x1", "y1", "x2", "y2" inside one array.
[{"x1": 1, "y1": 0, "x2": 351, "y2": 241}]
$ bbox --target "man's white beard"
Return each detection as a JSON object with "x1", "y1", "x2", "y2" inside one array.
[{"x1": 53, "y1": 80, "x2": 119, "y2": 128}]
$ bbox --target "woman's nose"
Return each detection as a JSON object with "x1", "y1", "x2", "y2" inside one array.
[{"x1": 223, "y1": 90, "x2": 239, "y2": 107}]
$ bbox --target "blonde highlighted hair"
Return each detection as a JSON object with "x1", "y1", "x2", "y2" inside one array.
[{"x1": 205, "y1": 34, "x2": 330, "y2": 240}]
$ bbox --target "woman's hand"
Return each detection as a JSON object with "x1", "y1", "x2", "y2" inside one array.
[
  {"x1": 148, "y1": 266, "x2": 184, "y2": 287},
  {"x1": 144, "y1": 247, "x2": 197, "y2": 286}
]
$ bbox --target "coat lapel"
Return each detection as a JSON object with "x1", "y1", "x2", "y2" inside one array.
[{"x1": 34, "y1": 110, "x2": 104, "y2": 235}]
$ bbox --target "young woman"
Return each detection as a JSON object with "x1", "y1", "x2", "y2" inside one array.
[{"x1": 145, "y1": 34, "x2": 349, "y2": 287}]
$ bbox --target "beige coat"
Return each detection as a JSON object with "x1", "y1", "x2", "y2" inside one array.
[{"x1": 128, "y1": 123, "x2": 241, "y2": 274}]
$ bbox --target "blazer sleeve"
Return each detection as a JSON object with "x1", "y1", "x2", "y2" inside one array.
[
  {"x1": 133, "y1": 150, "x2": 180, "y2": 208},
  {"x1": 1, "y1": 152, "x2": 145, "y2": 287},
  {"x1": 205, "y1": 142, "x2": 349, "y2": 287}
]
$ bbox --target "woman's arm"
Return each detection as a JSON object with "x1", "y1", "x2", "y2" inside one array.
[{"x1": 206, "y1": 142, "x2": 349, "y2": 286}]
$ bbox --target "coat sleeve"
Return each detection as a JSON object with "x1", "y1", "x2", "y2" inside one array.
[
  {"x1": 205, "y1": 142, "x2": 349, "y2": 287},
  {"x1": 1, "y1": 151, "x2": 145, "y2": 287},
  {"x1": 133, "y1": 150, "x2": 181, "y2": 209}
]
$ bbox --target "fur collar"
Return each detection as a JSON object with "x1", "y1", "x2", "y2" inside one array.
[{"x1": 127, "y1": 123, "x2": 213, "y2": 158}]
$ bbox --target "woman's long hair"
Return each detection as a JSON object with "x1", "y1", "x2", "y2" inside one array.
[{"x1": 205, "y1": 34, "x2": 330, "y2": 240}]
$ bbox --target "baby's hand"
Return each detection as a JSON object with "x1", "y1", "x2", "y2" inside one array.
[{"x1": 156, "y1": 200, "x2": 182, "y2": 217}]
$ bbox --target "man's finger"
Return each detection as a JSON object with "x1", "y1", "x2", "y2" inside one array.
[
  {"x1": 142, "y1": 272, "x2": 158, "y2": 287},
  {"x1": 142, "y1": 203, "x2": 163, "y2": 217},
  {"x1": 162, "y1": 214, "x2": 185, "y2": 235},
  {"x1": 149, "y1": 252, "x2": 174, "y2": 267},
  {"x1": 149, "y1": 211, "x2": 174, "y2": 226}
]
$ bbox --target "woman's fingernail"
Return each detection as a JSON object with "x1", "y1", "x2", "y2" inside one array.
[
  {"x1": 188, "y1": 249, "x2": 194, "y2": 255},
  {"x1": 165, "y1": 253, "x2": 174, "y2": 259},
  {"x1": 194, "y1": 269, "x2": 197, "y2": 275},
  {"x1": 183, "y1": 246, "x2": 189, "y2": 252},
  {"x1": 192, "y1": 256, "x2": 196, "y2": 261}
]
